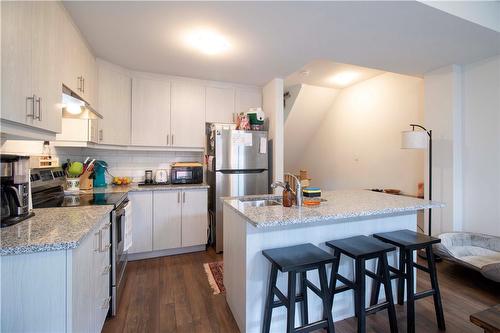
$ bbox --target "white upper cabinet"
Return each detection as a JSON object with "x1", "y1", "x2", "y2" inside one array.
[
  {"x1": 1, "y1": 1, "x2": 62, "y2": 133},
  {"x1": 97, "y1": 60, "x2": 131, "y2": 145},
  {"x1": 206, "y1": 86, "x2": 235, "y2": 123},
  {"x1": 131, "y1": 77, "x2": 171, "y2": 146},
  {"x1": 170, "y1": 81, "x2": 206, "y2": 148},
  {"x1": 235, "y1": 88, "x2": 262, "y2": 114},
  {"x1": 60, "y1": 6, "x2": 96, "y2": 106}
]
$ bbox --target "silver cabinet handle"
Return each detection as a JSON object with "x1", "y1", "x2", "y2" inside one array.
[
  {"x1": 177, "y1": 191, "x2": 180, "y2": 203},
  {"x1": 82, "y1": 77, "x2": 85, "y2": 93},
  {"x1": 183, "y1": 192, "x2": 186, "y2": 203},
  {"x1": 103, "y1": 264, "x2": 111, "y2": 275},
  {"x1": 94, "y1": 231, "x2": 101, "y2": 252},
  {"x1": 99, "y1": 129, "x2": 103, "y2": 142},
  {"x1": 77, "y1": 76, "x2": 82, "y2": 92},
  {"x1": 36, "y1": 96, "x2": 42, "y2": 121},
  {"x1": 101, "y1": 296, "x2": 111, "y2": 309},
  {"x1": 167, "y1": 133, "x2": 169, "y2": 145},
  {"x1": 171, "y1": 134, "x2": 174, "y2": 145},
  {"x1": 26, "y1": 95, "x2": 35, "y2": 119}
]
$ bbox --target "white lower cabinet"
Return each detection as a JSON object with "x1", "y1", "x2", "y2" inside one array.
[
  {"x1": 128, "y1": 191, "x2": 153, "y2": 254},
  {"x1": 153, "y1": 191, "x2": 182, "y2": 250},
  {"x1": 129, "y1": 189, "x2": 208, "y2": 257},
  {"x1": 1, "y1": 215, "x2": 111, "y2": 333},
  {"x1": 181, "y1": 189, "x2": 209, "y2": 247}
]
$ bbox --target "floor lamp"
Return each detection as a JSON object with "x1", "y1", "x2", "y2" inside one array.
[{"x1": 401, "y1": 124, "x2": 439, "y2": 260}]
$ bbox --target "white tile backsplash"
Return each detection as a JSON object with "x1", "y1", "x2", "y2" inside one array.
[{"x1": 53, "y1": 147, "x2": 203, "y2": 182}]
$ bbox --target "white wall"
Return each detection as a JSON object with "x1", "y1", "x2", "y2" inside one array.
[
  {"x1": 424, "y1": 65, "x2": 463, "y2": 235},
  {"x1": 263, "y1": 79, "x2": 284, "y2": 188},
  {"x1": 284, "y1": 84, "x2": 339, "y2": 173},
  {"x1": 292, "y1": 72, "x2": 424, "y2": 195},
  {"x1": 461, "y1": 55, "x2": 500, "y2": 236}
]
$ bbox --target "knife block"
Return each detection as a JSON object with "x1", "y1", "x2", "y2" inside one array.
[{"x1": 79, "y1": 171, "x2": 94, "y2": 190}]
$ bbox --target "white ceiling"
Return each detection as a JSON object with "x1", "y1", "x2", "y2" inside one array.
[
  {"x1": 64, "y1": 1, "x2": 500, "y2": 86},
  {"x1": 285, "y1": 60, "x2": 384, "y2": 89}
]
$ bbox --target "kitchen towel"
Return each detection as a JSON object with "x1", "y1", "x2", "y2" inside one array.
[{"x1": 124, "y1": 201, "x2": 133, "y2": 251}]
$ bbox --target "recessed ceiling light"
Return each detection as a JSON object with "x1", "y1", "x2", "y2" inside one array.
[
  {"x1": 184, "y1": 29, "x2": 231, "y2": 56},
  {"x1": 328, "y1": 71, "x2": 360, "y2": 87}
]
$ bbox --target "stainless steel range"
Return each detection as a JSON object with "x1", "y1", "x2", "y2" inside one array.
[{"x1": 31, "y1": 167, "x2": 129, "y2": 317}]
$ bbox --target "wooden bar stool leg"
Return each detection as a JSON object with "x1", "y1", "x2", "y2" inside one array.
[
  {"x1": 381, "y1": 254, "x2": 398, "y2": 333},
  {"x1": 405, "y1": 249, "x2": 416, "y2": 333},
  {"x1": 319, "y1": 264, "x2": 336, "y2": 333},
  {"x1": 369, "y1": 257, "x2": 382, "y2": 306},
  {"x1": 355, "y1": 258, "x2": 366, "y2": 333},
  {"x1": 300, "y1": 271, "x2": 309, "y2": 326},
  {"x1": 263, "y1": 266, "x2": 278, "y2": 333},
  {"x1": 426, "y1": 245, "x2": 446, "y2": 331},
  {"x1": 397, "y1": 247, "x2": 405, "y2": 305},
  {"x1": 287, "y1": 271, "x2": 297, "y2": 333}
]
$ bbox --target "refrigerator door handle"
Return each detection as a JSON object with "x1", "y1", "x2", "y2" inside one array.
[{"x1": 218, "y1": 169, "x2": 267, "y2": 174}]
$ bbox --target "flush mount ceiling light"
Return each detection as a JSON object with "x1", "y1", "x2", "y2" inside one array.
[
  {"x1": 328, "y1": 71, "x2": 360, "y2": 87},
  {"x1": 184, "y1": 29, "x2": 231, "y2": 56}
]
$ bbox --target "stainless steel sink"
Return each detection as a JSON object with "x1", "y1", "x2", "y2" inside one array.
[{"x1": 239, "y1": 199, "x2": 282, "y2": 207}]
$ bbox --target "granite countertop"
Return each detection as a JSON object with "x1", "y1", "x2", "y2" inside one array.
[
  {"x1": 82, "y1": 183, "x2": 209, "y2": 194},
  {"x1": 0, "y1": 206, "x2": 113, "y2": 256},
  {"x1": 223, "y1": 190, "x2": 444, "y2": 228}
]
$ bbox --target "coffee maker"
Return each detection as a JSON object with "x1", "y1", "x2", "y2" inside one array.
[{"x1": 1, "y1": 155, "x2": 34, "y2": 227}]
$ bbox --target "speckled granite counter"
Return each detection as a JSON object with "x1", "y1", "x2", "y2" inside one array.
[
  {"x1": 0, "y1": 206, "x2": 113, "y2": 256},
  {"x1": 224, "y1": 189, "x2": 443, "y2": 228},
  {"x1": 81, "y1": 183, "x2": 209, "y2": 194}
]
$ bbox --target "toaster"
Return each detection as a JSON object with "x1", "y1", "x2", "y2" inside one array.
[{"x1": 170, "y1": 162, "x2": 203, "y2": 184}]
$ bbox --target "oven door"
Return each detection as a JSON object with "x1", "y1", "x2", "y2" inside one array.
[{"x1": 111, "y1": 199, "x2": 128, "y2": 316}]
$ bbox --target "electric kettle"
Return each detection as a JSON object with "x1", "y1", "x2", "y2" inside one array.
[{"x1": 155, "y1": 169, "x2": 168, "y2": 184}]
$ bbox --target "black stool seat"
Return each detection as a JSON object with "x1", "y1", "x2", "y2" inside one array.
[
  {"x1": 373, "y1": 229, "x2": 441, "y2": 250},
  {"x1": 262, "y1": 243, "x2": 335, "y2": 333},
  {"x1": 370, "y1": 229, "x2": 446, "y2": 333},
  {"x1": 326, "y1": 235, "x2": 398, "y2": 333},
  {"x1": 326, "y1": 235, "x2": 396, "y2": 259},
  {"x1": 263, "y1": 243, "x2": 335, "y2": 272}
]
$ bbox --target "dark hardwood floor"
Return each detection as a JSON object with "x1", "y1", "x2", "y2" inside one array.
[{"x1": 103, "y1": 248, "x2": 500, "y2": 333}]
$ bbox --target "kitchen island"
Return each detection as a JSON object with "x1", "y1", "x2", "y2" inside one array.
[{"x1": 223, "y1": 190, "x2": 442, "y2": 333}]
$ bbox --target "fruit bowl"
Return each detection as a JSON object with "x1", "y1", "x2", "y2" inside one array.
[{"x1": 112, "y1": 177, "x2": 132, "y2": 186}]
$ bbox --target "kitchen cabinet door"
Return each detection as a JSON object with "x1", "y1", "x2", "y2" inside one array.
[
  {"x1": 153, "y1": 191, "x2": 182, "y2": 250},
  {"x1": 170, "y1": 82, "x2": 205, "y2": 148},
  {"x1": 61, "y1": 9, "x2": 84, "y2": 95},
  {"x1": 98, "y1": 61, "x2": 131, "y2": 145},
  {"x1": 235, "y1": 87, "x2": 262, "y2": 114},
  {"x1": 131, "y1": 77, "x2": 171, "y2": 146},
  {"x1": 128, "y1": 191, "x2": 153, "y2": 254},
  {"x1": 31, "y1": 1, "x2": 63, "y2": 133},
  {"x1": 206, "y1": 86, "x2": 235, "y2": 123},
  {"x1": 181, "y1": 189, "x2": 208, "y2": 247},
  {"x1": 83, "y1": 52, "x2": 97, "y2": 107},
  {"x1": 1, "y1": 1, "x2": 33, "y2": 125}
]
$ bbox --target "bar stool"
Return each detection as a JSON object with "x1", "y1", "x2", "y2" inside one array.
[
  {"x1": 262, "y1": 243, "x2": 335, "y2": 333},
  {"x1": 371, "y1": 229, "x2": 445, "y2": 333},
  {"x1": 326, "y1": 235, "x2": 398, "y2": 333}
]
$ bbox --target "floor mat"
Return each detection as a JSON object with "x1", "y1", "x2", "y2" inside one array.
[{"x1": 203, "y1": 261, "x2": 225, "y2": 295}]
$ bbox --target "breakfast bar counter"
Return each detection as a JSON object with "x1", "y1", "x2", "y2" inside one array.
[{"x1": 223, "y1": 190, "x2": 442, "y2": 333}]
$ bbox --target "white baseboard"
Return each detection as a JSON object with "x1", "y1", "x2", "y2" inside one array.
[{"x1": 128, "y1": 244, "x2": 206, "y2": 261}]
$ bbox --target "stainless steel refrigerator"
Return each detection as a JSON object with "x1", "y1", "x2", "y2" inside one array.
[{"x1": 206, "y1": 123, "x2": 269, "y2": 253}]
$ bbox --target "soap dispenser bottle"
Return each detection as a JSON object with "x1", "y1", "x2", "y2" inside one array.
[{"x1": 282, "y1": 181, "x2": 294, "y2": 207}]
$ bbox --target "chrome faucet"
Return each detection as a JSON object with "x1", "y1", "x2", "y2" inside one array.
[{"x1": 271, "y1": 173, "x2": 303, "y2": 206}]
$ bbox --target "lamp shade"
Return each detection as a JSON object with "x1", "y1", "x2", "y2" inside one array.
[{"x1": 401, "y1": 130, "x2": 428, "y2": 149}]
